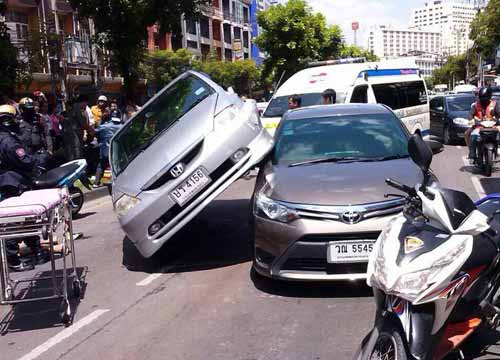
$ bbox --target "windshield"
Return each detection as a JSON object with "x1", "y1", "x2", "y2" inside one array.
[
  {"x1": 274, "y1": 113, "x2": 409, "y2": 165},
  {"x1": 447, "y1": 96, "x2": 475, "y2": 112},
  {"x1": 111, "y1": 74, "x2": 214, "y2": 175},
  {"x1": 263, "y1": 92, "x2": 346, "y2": 118}
]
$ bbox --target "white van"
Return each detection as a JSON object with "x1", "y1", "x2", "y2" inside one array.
[{"x1": 262, "y1": 58, "x2": 430, "y2": 137}]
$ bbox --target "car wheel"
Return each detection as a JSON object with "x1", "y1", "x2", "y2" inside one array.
[{"x1": 443, "y1": 125, "x2": 452, "y2": 145}]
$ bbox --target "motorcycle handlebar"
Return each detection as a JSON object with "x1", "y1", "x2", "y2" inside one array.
[{"x1": 385, "y1": 178, "x2": 417, "y2": 197}]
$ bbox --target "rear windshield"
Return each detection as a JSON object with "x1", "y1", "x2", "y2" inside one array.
[
  {"x1": 274, "y1": 113, "x2": 409, "y2": 164},
  {"x1": 447, "y1": 96, "x2": 475, "y2": 112},
  {"x1": 263, "y1": 92, "x2": 346, "y2": 118},
  {"x1": 111, "y1": 74, "x2": 214, "y2": 175}
]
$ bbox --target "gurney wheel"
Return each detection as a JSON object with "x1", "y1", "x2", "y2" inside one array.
[
  {"x1": 72, "y1": 280, "x2": 81, "y2": 299},
  {"x1": 60, "y1": 301, "x2": 71, "y2": 325}
]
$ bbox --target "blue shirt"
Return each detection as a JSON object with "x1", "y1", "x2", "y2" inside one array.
[{"x1": 95, "y1": 121, "x2": 121, "y2": 159}]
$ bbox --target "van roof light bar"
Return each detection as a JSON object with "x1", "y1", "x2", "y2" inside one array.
[{"x1": 307, "y1": 57, "x2": 367, "y2": 68}]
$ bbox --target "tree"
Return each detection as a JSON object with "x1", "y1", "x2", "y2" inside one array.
[
  {"x1": 254, "y1": 0, "x2": 342, "y2": 82},
  {"x1": 340, "y1": 44, "x2": 378, "y2": 61},
  {"x1": 469, "y1": 0, "x2": 500, "y2": 58},
  {"x1": 69, "y1": 0, "x2": 209, "y2": 99},
  {"x1": 431, "y1": 51, "x2": 478, "y2": 87}
]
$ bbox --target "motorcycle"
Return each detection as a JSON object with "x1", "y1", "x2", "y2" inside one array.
[
  {"x1": 355, "y1": 134, "x2": 500, "y2": 360},
  {"x1": 473, "y1": 118, "x2": 499, "y2": 177},
  {"x1": 32, "y1": 159, "x2": 92, "y2": 215}
]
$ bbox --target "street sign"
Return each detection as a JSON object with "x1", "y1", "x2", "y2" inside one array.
[
  {"x1": 233, "y1": 39, "x2": 242, "y2": 51},
  {"x1": 352, "y1": 22, "x2": 359, "y2": 31}
]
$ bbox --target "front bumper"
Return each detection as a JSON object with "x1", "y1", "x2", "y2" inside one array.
[
  {"x1": 451, "y1": 124, "x2": 469, "y2": 139},
  {"x1": 118, "y1": 129, "x2": 272, "y2": 258},
  {"x1": 253, "y1": 213, "x2": 398, "y2": 282}
]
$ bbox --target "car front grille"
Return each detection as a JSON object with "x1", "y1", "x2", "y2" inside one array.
[
  {"x1": 281, "y1": 258, "x2": 368, "y2": 274},
  {"x1": 299, "y1": 232, "x2": 381, "y2": 243}
]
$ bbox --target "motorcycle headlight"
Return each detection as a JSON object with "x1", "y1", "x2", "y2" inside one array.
[
  {"x1": 114, "y1": 194, "x2": 140, "y2": 218},
  {"x1": 254, "y1": 192, "x2": 298, "y2": 223},
  {"x1": 453, "y1": 117, "x2": 470, "y2": 126},
  {"x1": 391, "y1": 238, "x2": 468, "y2": 300}
]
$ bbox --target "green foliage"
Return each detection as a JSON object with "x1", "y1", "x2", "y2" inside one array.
[
  {"x1": 431, "y1": 51, "x2": 478, "y2": 87},
  {"x1": 68, "y1": 0, "x2": 209, "y2": 99},
  {"x1": 254, "y1": 0, "x2": 343, "y2": 82},
  {"x1": 141, "y1": 49, "x2": 195, "y2": 92},
  {"x1": 470, "y1": 0, "x2": 500, "y2": 58},
  {"x1": 339, "y1": 44, "x2": 378, "y2": 61},
  {"x1": 0, "y1": 20, "x2": 31, "y2": 94}
]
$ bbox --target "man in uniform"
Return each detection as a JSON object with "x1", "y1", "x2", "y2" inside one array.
[
  {"x1": 18, "y1": 97, "x2": 53, "y2": 156},
  {"x1": 0, "y1": 105, "x2": 49, "y2": 271}
]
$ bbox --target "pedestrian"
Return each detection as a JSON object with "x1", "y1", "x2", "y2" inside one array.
[
  {"x1": 93, "y1": 114, "x2": 122, "y2": 187},
  {"x1": 18, "y1": 97, "x2": 53, "y2": 156},
  {"x1": 63, "y1": 95, "x2": 94, "y2": 162},
  {"x1": 90, "y1": 95, "x2": 108, "y2": 127},
  {"x1": 288, "y1": 95, "x2": 301, "y2": 110},
  {"x1": 109, "y1": 99, "x2": 122, "y2": 121},
  {"x1": 321, "y1": 89, "x2": 337, "y2": 105},
  {"x1": 0, "y1": 104, "x2": 49, "y2": 271}
]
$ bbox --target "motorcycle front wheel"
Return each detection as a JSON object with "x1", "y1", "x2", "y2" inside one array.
[
  {"x1": 484, "y1": 148, "x2": 494, "y2": 177},
  {"x1": 69, "y1": 186, "x2": 84, "y2": 216},
  {"x1": 369, "y1": 328, "x2": 407, "y2": 360}
]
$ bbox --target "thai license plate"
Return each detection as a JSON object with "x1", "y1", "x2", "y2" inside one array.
[
  {"x1": 327, "y1": 240, "x2": 375, "y2": 263},
  {"x1": 170, "y1": 168, "x2": 211, "y2": 206}
]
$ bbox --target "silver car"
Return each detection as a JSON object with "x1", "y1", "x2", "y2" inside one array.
[{"x1": 111, "y1": 71, "x2": 273, "y2": 258}]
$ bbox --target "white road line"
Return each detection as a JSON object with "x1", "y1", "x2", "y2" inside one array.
[
  {"x1": 18, "y1": 309, "x2": 109, "y2": 360},
  {"x1": 136, "y1": 273, "x2": 162, "y2": 286},
  {"x1": 471, "y1": 176, "x2": 486, "y2": 199}
]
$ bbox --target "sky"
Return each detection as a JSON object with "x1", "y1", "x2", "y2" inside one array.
[{"x1": 306, "y1": 0, "x2": 417, "y2": 47}]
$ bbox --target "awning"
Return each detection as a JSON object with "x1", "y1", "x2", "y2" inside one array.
[{"x1": 6, "y1": 0, "x2": 37, "y2": 8}]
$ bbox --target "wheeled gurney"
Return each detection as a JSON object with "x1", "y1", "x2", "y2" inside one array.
[{"x1": 0, "y1": 188, "x2": 81, "y2": 325}]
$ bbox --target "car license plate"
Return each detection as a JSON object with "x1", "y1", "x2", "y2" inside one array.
[
  {"x1": 327, "y1": 240, "x2": 375, "y2": 263},
  {"x1": 170, "y1": 168, "x2": 211, "y2": 206}
]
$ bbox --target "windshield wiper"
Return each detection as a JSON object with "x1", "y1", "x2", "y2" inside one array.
[
  {"x1": 288, "y1": 157, "x2": 360, "y2": 167},
  {"x1": 372, "y1": 154, "x2": 410, "y2": 162}
]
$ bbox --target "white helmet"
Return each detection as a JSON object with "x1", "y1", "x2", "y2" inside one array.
[{"x1": 98, "y1": 95, "x2": 108, "y2": 102}]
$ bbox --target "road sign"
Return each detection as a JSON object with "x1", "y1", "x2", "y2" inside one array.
[{"x1": 352, "y1": 22, "x2": 359, "y2": 31}]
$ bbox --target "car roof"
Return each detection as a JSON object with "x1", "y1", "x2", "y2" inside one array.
[{"x1": 284, "y1": 104, "x2": 391, "y2": 121}]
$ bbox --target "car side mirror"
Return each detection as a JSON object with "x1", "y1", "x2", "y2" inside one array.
[{"x1": 425, "y1": 139, "x2": 443, "y2": 154}]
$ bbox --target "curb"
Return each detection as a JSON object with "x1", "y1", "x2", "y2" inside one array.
[{"x1": 84, "y1": 186, "x2": 110, "y2": 202}]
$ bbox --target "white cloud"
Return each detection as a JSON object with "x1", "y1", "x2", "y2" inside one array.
[{"x1": 307, "y1": 0, "x2": 414, "y2": 47}]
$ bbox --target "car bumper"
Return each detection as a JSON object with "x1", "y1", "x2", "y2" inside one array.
[
  {"x1": 119, "y1": 129, "x2": 272, "y2": 258},
  {"x1": 252, "y1": 214, "x2": 398, "y2": 282},
  {"x1": 450, "y1": 124, "x2": 469, "y2": 138}
]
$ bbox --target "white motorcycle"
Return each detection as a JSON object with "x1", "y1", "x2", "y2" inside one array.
[{"x1": 355, "y1": 134, "x2": 500, "y2": 360}]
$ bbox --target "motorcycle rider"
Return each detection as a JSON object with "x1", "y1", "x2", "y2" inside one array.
[
  {"x1": 0, "y1": 104, "x2": 49, "y2": 271},
  {"x1": 466, "y1": 87, "x2": 500, "y2": 162},
  {"x1": 18, "y1": 97, "x2": 53, "y2": 157}
]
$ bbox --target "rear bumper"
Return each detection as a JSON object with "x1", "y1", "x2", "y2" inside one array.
[{"x1": 119, "y1": 129, "x2": 272, "y2": 258}]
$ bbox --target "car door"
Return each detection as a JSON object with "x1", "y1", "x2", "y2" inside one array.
[{"x1": 430, "y1": 96, "x2": 445, "y2": 137}]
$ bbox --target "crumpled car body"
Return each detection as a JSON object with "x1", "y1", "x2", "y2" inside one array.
[{"x1": 110, "y1": 71, "x2": 273, "y2": 258}]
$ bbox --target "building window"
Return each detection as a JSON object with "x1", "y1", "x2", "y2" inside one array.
[
  {"x1": 187, "y1": 40, "x2": 198, "y2": 49},
  {"x1": 233, "y1": 26, "x2": 241, "y2": 40},
  {"x1": 200, "y1": 16, "x2": 210, "y2": 38},
  {"x1": 186, "y1": 19, "x2": 197, "y2": 35},
  {"x1": 225, "y1": 48, "x2": 232, "y2": 61}
]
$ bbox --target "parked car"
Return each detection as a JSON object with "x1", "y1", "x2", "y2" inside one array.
[
  {"x1": 251, "y1": 104, "x2": 428, "y2": 281},
  {"x1": 491, "y1": 86, "x2": 500, "y2": 101},
  {"x1": 110, "y1": 71, "x2": 273, "y2": 258},
  {"x1": 430, "y1": 93, "x2": 476, "y2": 144}
]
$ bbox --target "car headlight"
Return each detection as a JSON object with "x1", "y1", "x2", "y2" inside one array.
[
  {"x1": 114, "y1": 194, "x2": 140, "y2": 218},
  {"x1": 453, "y1": 117, "x2": 470, "y2": 126},
  {"x1": 254, "y1": 192, "x2": 298, "y2": 223},
  {"x1": 391, "y1": 238, "x2": 468, "y2": 300}
]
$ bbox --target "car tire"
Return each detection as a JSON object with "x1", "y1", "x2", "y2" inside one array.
[{"x1": 443, "y1": 125, "x2": 453, "y2": 145}]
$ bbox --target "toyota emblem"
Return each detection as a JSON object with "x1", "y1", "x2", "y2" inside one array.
[
  {"x1": 341, "y1": 210, "x2": 362, "y2": 224},
  {"x1": 170, "y1": 163, "x2": 185, "y2": 178}
]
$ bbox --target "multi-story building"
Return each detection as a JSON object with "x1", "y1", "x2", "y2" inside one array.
[
  {"x1": 368, "y1": 25, "x2": 442, "y2": 58},
  {"x1": 148, "y1": 0, "x2": 253, "y2": 61},
  {"x1": 410, "y1": 0, "x2": 480, "y2": 56},
  {"x1": 251, "y1": 0, "x2": 276, "y2": 64}
]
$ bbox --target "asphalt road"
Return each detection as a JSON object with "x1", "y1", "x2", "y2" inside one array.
[{"x1": 2, "y1": 144, "x2": 500, "y2": 360}]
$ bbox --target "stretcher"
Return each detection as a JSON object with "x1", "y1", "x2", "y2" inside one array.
[{"x1": 0, "y1": 188, "x2": 81, "y2": 325}]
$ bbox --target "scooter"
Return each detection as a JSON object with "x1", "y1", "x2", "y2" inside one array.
[
  {"x1": 33, "y1": 159, "x2": 91, "y2": 215},
  {"x1": 474, "y1": 119, "x2": 499, "y2": 177},
  {"x1": 355, "y1": 134, "x2": 500, "y2": 360}
]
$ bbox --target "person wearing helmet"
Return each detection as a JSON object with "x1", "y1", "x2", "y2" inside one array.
[
  {"x1": 0, "y1": 104, "x2": 49, "y2": 271},
  {"x1": 466, "y1": 87, "x2": 500, "y2": 161},
  {"x1": 18, "y1": 97, "x2": 53, "y2": 156},
  {"x1": 90, "y1": 95, "x2": 108, "y2": 127}
]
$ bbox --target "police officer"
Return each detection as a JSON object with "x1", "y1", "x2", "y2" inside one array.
[
  {"x1": 18, "y1": 97, "x2": 53, "y2": 156},
  {"x1": 0, "y1": 104, "x2": 48, "y2": 271}
]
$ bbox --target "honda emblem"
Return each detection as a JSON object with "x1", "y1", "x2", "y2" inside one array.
[{"x1": 170, "y1": 163, "x2": 185, "y2": 178}]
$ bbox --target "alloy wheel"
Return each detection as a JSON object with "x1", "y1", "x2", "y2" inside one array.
[{"x1": 370, "y1": 334, "x2": 397, "y2": 360}]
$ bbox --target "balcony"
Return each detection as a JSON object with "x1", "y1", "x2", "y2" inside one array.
[{"x1": 64, "y1": 35, "x2": 95, "y2": 68}]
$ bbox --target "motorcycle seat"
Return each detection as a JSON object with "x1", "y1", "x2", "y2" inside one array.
[{"x1": 33, "y1": 163, "x2": 80, "y2": 188}]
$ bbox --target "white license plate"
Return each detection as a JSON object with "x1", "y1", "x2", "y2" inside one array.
[
  {"x1": 327, "y1": 240, "x2": 375, "y2": 264},
  {"x1": 170, "y1": 168, "x2": 211, "y2": 206}
]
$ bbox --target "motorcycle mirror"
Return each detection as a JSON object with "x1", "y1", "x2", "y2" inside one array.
[
  {"x1": 408, "y1": 134, "x2": 433, "y2": 177},
  {"x1": 425, "y1": 139, "x2": 444, "y2": 154}
]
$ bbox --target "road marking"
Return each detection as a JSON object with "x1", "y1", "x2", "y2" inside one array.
[
  {"x1": 471, "y1": 176, "x2": 486, "y2": 199},
  {"x1": 462, "y1": 156, "x2": 469, "y2": 167},
  {"x1": 136, "y1": 273, "x2": 162, "y2": 286},
  {"x1": 18, "y1": 309, "x2": 109, "y2": 360}
]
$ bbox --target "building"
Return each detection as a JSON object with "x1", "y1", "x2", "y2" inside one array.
[
  {"x1": 368, "y1": 25, "x2": 442, "y2": 59},
  {"x1": 147, "y1": 0, "x2": 253, "y2": 61},
  {"x1": 410, "y1": 0, "x2": 480, "y2": 56},
  {"x1": 251, "y1": 0, "x2": 276, "y2": 65},
  {"x1": 3, "y1": 0, "x2": 105, "y2": 96}
]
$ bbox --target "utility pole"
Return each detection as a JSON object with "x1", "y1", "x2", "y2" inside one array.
[{"x1": 50, "y1": 0, "x2": 66, "y2": 109}]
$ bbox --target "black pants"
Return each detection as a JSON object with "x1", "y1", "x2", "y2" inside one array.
[{"x1": 94, "y1": 158, "x2": 109, "y2": 185}]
